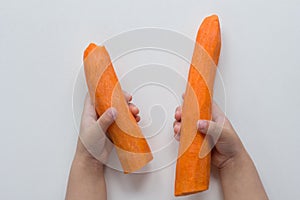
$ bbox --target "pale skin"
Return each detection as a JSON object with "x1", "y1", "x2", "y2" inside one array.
[{"x1": 66, "y1": 93, "x2": 268, "y2": 200}]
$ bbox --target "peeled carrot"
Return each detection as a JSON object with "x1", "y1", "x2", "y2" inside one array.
[
  {"x1": 175, "y1": 15, "x2": 221, "y2": 196},
  {"x1": 83, "y1": 44, "x2": 153, "y2": 173}
]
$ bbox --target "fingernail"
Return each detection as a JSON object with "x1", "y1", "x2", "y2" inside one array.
[
  {"x1": 197, "y1": 120, "x2": 207, "y2": 130},
  {"x1": 111, "y1": 108, "x2": 117, "y2": 120}
]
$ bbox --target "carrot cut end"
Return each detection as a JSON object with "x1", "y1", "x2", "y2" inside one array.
[{"x1": 175, "y1": 187, "x2": 208, "y2": 197}]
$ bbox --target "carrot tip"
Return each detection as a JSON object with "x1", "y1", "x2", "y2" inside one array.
[
  {"x1": 206, "y1": 14, "x2": 219, "y2": 21},
  {"x1": 202, "y1": 14, "x2": 220, "y2": 28},
  {"x1": 196, "y1": 14, "x2": 221, "y2": 65},
  {"x1": 84, "y1": 43, "x2": 97, "y2": 59}
]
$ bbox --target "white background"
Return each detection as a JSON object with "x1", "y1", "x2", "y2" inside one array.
[{"x1": 1, "y1": 0, "x2": 300, "y2": 199}]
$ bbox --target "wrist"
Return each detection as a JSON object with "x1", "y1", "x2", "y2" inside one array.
[
  {"x1": 219, "y1": 148, "x2": 251, "y2": 172},
  {"x1": 74, "y1": 139, "x2": 104, "y2": 169},
  {"x1": 73, "y1": 153, "x2": 104, "y2": 171}
]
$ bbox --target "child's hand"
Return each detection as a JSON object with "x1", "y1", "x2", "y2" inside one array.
[
  {"x1": 75, "y1": 92, "x2": 140, "y2": 166},
  {"x1": 173, "y1": 95, "x2": 246, "y2": 169}
]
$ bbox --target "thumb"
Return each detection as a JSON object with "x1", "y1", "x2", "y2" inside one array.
[
  {"x1": 197, "y1": 120, "x2": 225, "y2": 158},
  {"x1": 97, "y1": 107, "x2": 117, "y2": 133}
]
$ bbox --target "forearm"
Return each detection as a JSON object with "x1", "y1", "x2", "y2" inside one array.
[
  {"x1": 66, "y1": 154, "x2": 107, "y2": 200},
  {"x1": 219, "y1": 150, "x2": 268, "y2": 200}
]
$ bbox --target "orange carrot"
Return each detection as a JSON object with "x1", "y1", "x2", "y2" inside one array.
[
  {"x1": 175, "y1": 15, "x2": 221, "y2": 196},
  {"x1": 83, "y1": 44, "x2": 153, "y2": 173}
]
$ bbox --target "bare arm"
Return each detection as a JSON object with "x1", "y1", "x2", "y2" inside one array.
[
  {"x1": 219, "y1": 149, "x2": 268, "y2": 200},
  {"x1": 66, "y1": 143, "x2": 107, "y2": 200}
]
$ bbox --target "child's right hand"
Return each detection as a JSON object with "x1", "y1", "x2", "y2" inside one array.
[{"x1": 173, "y1": 97, "x2": 247, "y2": 169}]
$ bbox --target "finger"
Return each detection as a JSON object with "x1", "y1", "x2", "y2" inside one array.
[
  {"x1": 97, "y1": 107, "x2": 117, "y2": 132},
  {"x1": 123, "y1": 91, "x2": 132, "y2": 102},
  {"x1": 175, "y1": 106, "x2": 182, "y2": 112},
  {"x1": 175, "y1": 106, "x2": 182, "y2": 121},
  {"x1": 197, "y1": 120, "x2": 228, "y2": 158},
  {"x1": 82, "y1": 94, "x2": 97, "y2": 121},
  {"x1": 129, "y1": 103, "x2": 139, "y2": 116},
  {"x1": 197, "y1": 120, "x2": 227, "y2": 141},
  {"x1": 173, "y1": 122, "x2": 181, "y2": 135},
  {"x1": 174, "y1": 132, "x2": 180, "y2": 141},
  {"x1": 135, "y1": 115, "x2": 141, "y2": 122},
  {"x1": 173, "y1": 120, "x2": 181, "y2": 128}
]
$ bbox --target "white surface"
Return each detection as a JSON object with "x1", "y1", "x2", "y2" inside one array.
[{"x1": 0, "y1": 0, "x2": 300, "y2": 199}]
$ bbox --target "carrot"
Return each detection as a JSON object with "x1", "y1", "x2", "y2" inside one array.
[
  {"x1": 175, "y1": 15, "x2": 221, "y2": 196},
  {"x1": 83, "y1": 43, "x2": 153, "y2": 173}
]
